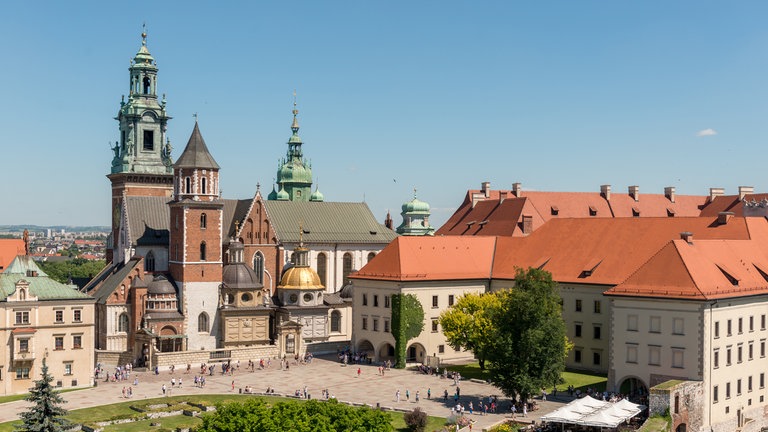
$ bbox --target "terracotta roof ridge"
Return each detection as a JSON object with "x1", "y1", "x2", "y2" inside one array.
[{"x1": 671, "y1": 239, "x2": 712, "y2": 300}]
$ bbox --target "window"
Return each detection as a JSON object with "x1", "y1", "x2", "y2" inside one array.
[
  {"x1": 593, "y1": 351, "x2": 601, "y2": 366},
  {"x1": 738, "y1": 345, "x2": 743, "y2": 363},
  {"x1": 593, "y1": 326, "x2": 601, "y2": 340},
  {"x1": 145, "y1": 251, "x2": 155, "y2": 272},
  {"x1": 73, "y1": 335, "x2": 82, "y2": 349},
  {"x1": 118, "y1": 313, "x2": 129, "y2": 332},
  {"x1": 626, "y1": 345, "x2": 638, "y2": 364},
  {"x1": 19, "y1": 339, "x2": 29, "y2": 353},
  {"x1": 750, "y1": 316, "x2": 755, "y2": 332},
  {"x1": 73, "y1": 309, "x2": 82, "y2": 322},
  {"x1": 367, "y1": 252, "x2": 376, "y2": 263},
  {"x1": 761, "y1": 373, "x2": 765, "y2": 389},
  {"x1": 438, "y1": 345, "x2": 445, "y2": 354},
  {"x1": 763, "y1": 315, "x2": 766, "y2": 330},
  {"x1": 15, "y1": 311, "x2": 29, "y2": 325},
  {"x1": 762, "y1": 339, "x2": 766, "y2": 358},
  {"x1": 649, "y1": 346, "x2": 661, "y2": 366},
  {"x1": 200, "y1": 213, "x2": 207, "y2": 229},
  {"x1": 372, "y1": 319, "x2": 379, "y2": 332},
  {"x1": 55, "y1": 310, "x2": 63, "y2": 323},
  {"x1": 749, "y1": 376, "x2": 753, "y2": 392},
  {"x1": 316, "y1": 253, "x2": 327, "y2": 287},
  {"x1": 384, "y1": 319, "x2": 390, "y2": 333},
  {"x1": 384, "y1": 295, "x2": 390, "y2": 308},
  {"x1": 673, "y1": 318, "x2": 684, "y2": 335},
  {"x1": 253, "y1": 252, "x2": 264, "y2": 284},
  {"x1": 593, "y1": 301, "x2": 601, "y2": 314},
  {"x1": 362, "y1": 294, "x2": 368, "y2": 306},
  {"x1": 574, "y1": 324, "x2": 582, "y2": 338},
  {"x1": 715, "y1": 321, "x2": 720, "y2": 338},
  {"x1": 672, "y1": 349, "x2": 684, "y2": 368},
  {"x1": 373, "y1": 295, "x2": 379, "y2": 307},
  {"x1": 726, "y1": 382, "x2": 731, "y2": 399},
  {"x1": 575, "y1": 299, "x2": 582, "y2": 312},
  {"x1": 55, "y1": 336, "x2": 64, "y2": 350},
  {"x1": 714, "y1": 349, "x2": 720, "y2": 368},
  {"x1": 650, "y1": 316, "x2": 661, "y2": 333},
  {"x1": 143, "y1": 130, "x2": 154, "y2": 151},
  {"x1": 330, "y1": 311, "x2": 341, "y2": 332},
  {"x1": 627, "y1": 315, "x2": 638, "y2": 331},
  {"x1": 574, "y1": 349, "x2": 582, "y2": 363},
  {"x1": 738, "y1": 379, "x2": 742, "y2": 395},
  {"x1": 749, "y1": 342, "x2": 754, "y2": 360},
  {"x1": 198, "y1": 313, "x2": 209, "y2": 332},
  {"x1": 727, "y1": 347, "x2": 732, "y2": 365},
  {"x1": 362, "y1": 317, "x2": 368, "y2": 330},
  {"x1": 16, "y1": 367, "x2": 30, "y2": 380},
  {"x1": 200, "y1": 242, "x2": 207, "y2": 261},
  {"x1": 432, "y1": 295, "x2": 439, "y2": 308},
  {"x1": 185, "y1": 177, "x2": 191, "y2": 194},
  {"x1": 201, "y1": 177, "x2": 207, "y2": 195},
  {"x1": 64, "y1": 363, "x2": 72, "y2": 376},
  {"x1": 739, "y1": 318, "x2": 743, "y2": 334},
  {"x1": 713, "y1": 385, "x2": 719, "y2": 403},
  {"x1": 728, "y1": 319, "x2": 732, "y2": 336},
  {"x1": 448, "y1": 295, "x2": 455, "y2": 306},
  {"x1": 342, "y1": 253, "x2": 353, "y2": 285},
  {"x1": 431, "y1": 319, "x2": 439, "y2": 333}
]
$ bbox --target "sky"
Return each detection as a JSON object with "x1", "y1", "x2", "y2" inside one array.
[{"x1": 2, "y1": 1, "x2": 768, "y2": 228}]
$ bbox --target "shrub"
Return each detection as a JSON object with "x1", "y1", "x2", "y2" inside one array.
[{"x1": 403, "y1": 407, "x2": 428, "y2": 432}]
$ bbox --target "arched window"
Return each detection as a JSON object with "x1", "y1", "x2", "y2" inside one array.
[
  {"x1": 367, "y1": 252, "x2": 376, "y2": 263},
  {"x1": 145, "y1": 251, "x2": 155, "y2": 272},
  {"x1": 201, "y1": 177, "x2": 207, "y2": 194},
  {"x1": 185, "y1": 177, "x2": 191, "y2": 194},
  {"x1": 118, "y1": 313, "x2": 129, "y2": 332},
  {"x1": 198, "y1": 313, "x2": 209, "y2": 332},
  {"x1": 252, "y1": 252, "x2": 265, "y2": 284},
  {"x1": 343, "y1": 253, "x2": 353, "y2": 285},
  {"x1": 200, "y1": 242, "x2": 207, "y2": 261},
  {"x1": 200, "y1": 213, "x2": 207, "y2": 229},
  {"x1": 317, "y1": 253, "x2": 327, "y2": 288},
  {"x1": 330, "y1": 310, "x2": 341, "y2": 333},
  {"x1": 143, "y1": 76, "x2": 151, "y2": 94}
]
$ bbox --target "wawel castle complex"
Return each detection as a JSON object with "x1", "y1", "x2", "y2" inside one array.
[{"x1": 2, "y1": 32, "x2": 768, "y2": 432}]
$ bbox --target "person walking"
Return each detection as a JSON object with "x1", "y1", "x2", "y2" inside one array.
[
  {"x1": 427, "y1": 388, "x2": 431, "y2": 399},
  {"x1": 415, "y1": 390, "x2": 420, "y2": 402},
  {"x1": 406, "y1": 389, "x2": 410, "y2": 401},
  {"x1": 444, "y1": 389, "x2": 449, "y2": 401},
  {"x1": 161, "y1": 384, "x2": 166, "y2": 396},
  {"x1": 357, "y1": 367, "x2": 361, "y2": 378},
  {"x1": 396, "y1": 389, "x2": 401, "y2": 402}
]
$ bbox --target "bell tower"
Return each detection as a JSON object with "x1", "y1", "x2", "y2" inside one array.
[
  {"x1": 270, "y1": 95, "x2": 314, "y2": 202},
  {"x1": 107, "y1": 29, "x2": 173, "y2": 263}
]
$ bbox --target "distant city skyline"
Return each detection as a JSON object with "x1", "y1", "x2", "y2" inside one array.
[{"x1": 2, "y1": 2, "x2": 768, "y2": 226}]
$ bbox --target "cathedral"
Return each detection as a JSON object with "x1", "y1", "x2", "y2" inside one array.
[{"x1": 85, "y1": 32, "x2": 397, "y2": 369}]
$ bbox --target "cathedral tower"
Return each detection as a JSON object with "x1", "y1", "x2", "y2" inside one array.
[
  {"x1": 168, "y1": 122, "x2": 223, "y2": 350},
  {"x1": 107, "y1": 30, "x2": 173, "y2": 262},
  {"x1": 269, "y1": 98, "x2": 319, "y2": 202}
]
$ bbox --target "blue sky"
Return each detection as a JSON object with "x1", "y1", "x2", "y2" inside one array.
[{"x1": 2, "y1": 1, "x2": 768, "y2": 227}]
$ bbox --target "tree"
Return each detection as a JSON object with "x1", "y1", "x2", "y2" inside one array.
[
  {"x1": 403, "y1": 407, "x2": 428, "y2": 432},
  {"x1": 391, "y1": 293, "x2": 425, "y2": 368},
  {"x1": 16, "y1": 358, "x2": 72, "y2": 432},
  {"x1": 38, "y1": 259, "x2": 106, "y2": 284},
  {"x1": 439, "y1": 292, "x2": 500, "y2": 370},
  {"x1": 486, "y1": 267, "x2": 568, "y2": 402}
]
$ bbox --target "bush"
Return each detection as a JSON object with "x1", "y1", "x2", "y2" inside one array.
[{"x1": 403, "y1": 407, "x2": 428, "y2": 432}]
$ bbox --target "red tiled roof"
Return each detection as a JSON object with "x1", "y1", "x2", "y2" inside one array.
[
  {"x1": 351, "y1": 236, "x2": 497, "y2": 282},
  {"x1": 492, "y1": 216, "x2": 755, "y2": 285},
  {"x1": 0, "y1": 239, "x2": 25, "y2": 272},
  {"x1": 607, "y1": 239, "x2": 768, "y2": 300},
  {"x1": 607, "y1": 193, "x2": 707, "y2": 217},
  {"x1": 699, "y1": 193, "x2": 768, "y2": 217}
]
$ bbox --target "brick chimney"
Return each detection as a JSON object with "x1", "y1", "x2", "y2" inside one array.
[
  {"x1": 512, "y1": 182, "x2": 522, "y2": 198},
  {"x1": 664, "y1": 186, "x2": 675, "y2": 203},
  {"x1": 739, "y1": 186, "x2": 754, "y2": 200},
  {"x1": 717, "y1": 211, "x2": 734, "y2": 225},
  {"x1": 709, "y1": 187, "x2": 725, "y2": 201},
  {"x1": 600, "y1": 184, "x2": 611, "y2": 201},
  {"x1": 680, "y1": 232, "x2": 693, "y2": 244},
  {"x1": 481, "y1": 181, "x2": 491, "y2": 198},
  {"x1": 628, "y1": 185, "x2": 640, "y2": 202},
  {"x1": 522, "y1": 214, "x2": 533, "y2": 235}
]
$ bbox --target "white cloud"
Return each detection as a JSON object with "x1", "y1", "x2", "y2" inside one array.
[{"x1": 696, "y1": 128, "x2": 717, "y2": 137}]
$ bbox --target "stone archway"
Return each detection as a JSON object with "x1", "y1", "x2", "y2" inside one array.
[
  {"x1": 675, "y1": 424, "x2": 686, "y2": 432},
  {"x1": 378, "y1": 342, "x2": 396, "y2": 363},
  {"x1": 407, "y1": 342, "x2": 427, "y2": 364},
  {"x1": 357, "y1": 339, "x2": 374, "y2": 355},
  {"x1": 619, "y1": 376, "x2": 648, "y2": 401}
]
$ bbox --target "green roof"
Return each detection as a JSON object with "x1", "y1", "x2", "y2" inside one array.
[{"x1": 1, "y1": 274, "x2": 92, "y2": 301}]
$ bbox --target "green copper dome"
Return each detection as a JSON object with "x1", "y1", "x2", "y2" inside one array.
[
  {"x1": 397, "y1": 189, "x2": 435, "y2": 236},
  {"x1": 267, "y1": 184, "x2": 278, "y2": 200},
  {"x1": 269, "y1": 97, "x2": 315, "y2": 201},
  {"x1": 276, "y1": 186, "x2": 290, "y2": 201},
  {"x1": 402, "y1": 195, "x2": 430, "y2": 214},
  {"x1": 310, "y1": 186, "x2": 324, "y2": 202}
]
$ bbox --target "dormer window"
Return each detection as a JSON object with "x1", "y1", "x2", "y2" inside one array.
[{"x1": 589, "y1": 206, "x2": 597, "y2": 217}]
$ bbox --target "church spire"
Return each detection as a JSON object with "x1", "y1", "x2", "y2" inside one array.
[{"x1": 271, "y1": 92, "x2": 314, "y2": 201}]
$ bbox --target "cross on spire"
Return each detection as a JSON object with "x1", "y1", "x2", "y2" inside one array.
[{"x1": 141, "y1": 23, "x2": 147, "y2": 46}]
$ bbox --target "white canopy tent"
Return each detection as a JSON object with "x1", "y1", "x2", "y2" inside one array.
[{"x1": 541, "y1": 396, "x2": 645, "y2": 429}]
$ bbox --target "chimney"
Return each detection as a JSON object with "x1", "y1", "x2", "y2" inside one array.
[
  {"x1": 512, "y1": 182, "x2": 522, "y2": 198},
  {"x1": 664, "y1": 186, "x2": 676, "y2": 203},
  {"x1": 522, "y1": 214, "x2": 533, "y2": 235},
  {"x1": 499, "y1": 191, "x2": 508, "y2": 203},
  {"x1": 739, "y1": 186, "x2": 754, "y2": 201},
  {"x1": 600, "y1": 184, "x2": 611, "y2": 201},
  {"x1": 709, "y1": 187, "x2": 725, "y2": 201},
  {"x1": 680, "y1": 232, "x2": 693, "y2": 244},
  {"x1": 481, "y1": 181, "x2": 491, "y2": 198},
  {"x1": 717, "y1": 211, "x2": 734, "y2": 225},
  {"x1": 628, "y1": 185, "x2": 640, "y2": 202}
]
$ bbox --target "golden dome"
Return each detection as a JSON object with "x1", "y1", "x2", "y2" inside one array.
[{"x1": 278, "y1": 265, "x2": 323, "y2": 290}]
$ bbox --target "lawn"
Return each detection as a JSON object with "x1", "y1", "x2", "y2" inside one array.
[
  {"x1": 0, "y1": 387, "x2": 85, "y2": 405},
  {"x1": 441, "y1": 362, "x2": 607, "y2": 393},
  {"x1": 0, "y1": 394, "x2": 447, "y2": 432}
]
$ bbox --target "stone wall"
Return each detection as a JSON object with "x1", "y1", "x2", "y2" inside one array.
[
  {"x1": 305, "y1": 341, "x2": 349, "y2": 356},
  {"x1": 152, "y1": 345, "x2": 279, "y2": 370},
  {"x1": 649, "y1": 380, "x2": 703, "y2": 432},
  {"x1": 95, "y1": 350, "x2": 136, "y2": 368}
]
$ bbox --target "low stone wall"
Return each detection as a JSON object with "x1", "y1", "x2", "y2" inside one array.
[
  {"x1": 305, "y1": 341, "x2": 348, "y2": 355},
  {"x1": 649, "y1": 380, "x2": 702, "y2": 432},
  {"x1": 95, "y1": 350, "x2": 135, "y2": 368},
  {"x1": 152, "y1": 345, "x2": 279, "y2": 370}
]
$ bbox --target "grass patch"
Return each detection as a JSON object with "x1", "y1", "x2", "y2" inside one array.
[
  {"x1": 441, "y1": 362, "x2": 607, "y2": 393},
  {"x1": 637, "y1": 416, "x2": 669, "y2": 432},
  {"x1": 102, "y1": 415, "x2": 202, "y2": 432},
  {"x1": 389, "y1": 410, "x2": 445, "y2": 432}
]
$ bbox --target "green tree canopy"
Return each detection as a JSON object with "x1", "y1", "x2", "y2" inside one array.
[
  {"x1": 15, "y1": 359, "x2": 71, "y2": 432},
  {"x1": 38, "y1": 259, "x2": 106, "y2": 284},
  {"x1": 487, "y1": 267, "x2": 568, "y2": 402},
  {"x1": 439, "y1": 292, "x2": 500, "y2": 370},
  {"x1": 391, "y1": 293, "x2": 425, "y2": 368},
  {"x1": 197, "y1": 398, "x2": 393, "y2": 432}
]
